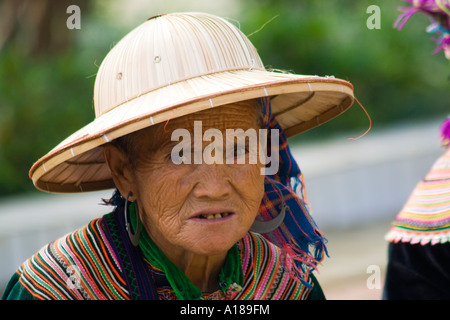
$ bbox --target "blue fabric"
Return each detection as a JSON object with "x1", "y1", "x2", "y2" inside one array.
[{"x1": 257, "y1": 97, "x2": 328, "y2": 285}]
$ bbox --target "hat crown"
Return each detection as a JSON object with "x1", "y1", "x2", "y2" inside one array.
[{"x1": 93, "y1": 12, "x2": 264, "y2": 117}]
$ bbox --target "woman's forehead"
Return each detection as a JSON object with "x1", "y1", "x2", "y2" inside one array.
[
  {"x1": 168, "y1": 102, "x2": 260, "y2": 131},
  {"x1": 132, "y1": 101, "x2": 261, "y2": 149}
]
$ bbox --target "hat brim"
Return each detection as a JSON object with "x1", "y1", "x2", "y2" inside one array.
[{"x1": 29, "y1": 69, "x2": 354, "y2": 193}]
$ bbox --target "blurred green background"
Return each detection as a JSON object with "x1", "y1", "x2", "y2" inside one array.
[{"x1": 0, "y1": 0, "x2": 448, "y2": 197}]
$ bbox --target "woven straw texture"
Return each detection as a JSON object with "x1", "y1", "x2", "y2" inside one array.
[{"x1": 29, "y1": 12, "x2": 354, "y2": 193}]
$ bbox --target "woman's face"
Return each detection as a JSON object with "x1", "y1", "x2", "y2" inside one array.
[{"x1": 108, "y1": 102, "x2": 265, "y2": 258}]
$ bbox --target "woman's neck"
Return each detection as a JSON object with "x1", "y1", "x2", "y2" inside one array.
[
  {"x1": 152, "y1": 237, "x2": 228, "y2": 292},
  {"x1": 179, "y1": 252, "x2": 227, "y2": 291}
]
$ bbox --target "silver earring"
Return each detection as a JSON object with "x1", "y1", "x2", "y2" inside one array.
[
  {"x1": 250, "y1": 182, "x2": 288, "y2": 234},
  {"x1": 124, "y1": 192, "x2": 141, "y2": 246}
]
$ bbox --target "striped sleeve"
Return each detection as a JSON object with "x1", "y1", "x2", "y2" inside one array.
[
  {"x1": 4, "y1": 218, "x2": 130, "y2": 300},
  {"x1": 235, "y1": 232, "x2": 314, "y2": 300},
  {"x1": 2, "y1": 271, "x2": 38, "y2": 300}
]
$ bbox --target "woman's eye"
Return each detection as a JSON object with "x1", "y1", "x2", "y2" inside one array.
[
  {"x1": 170, "y1": 149, "x2": 192, "y2": 164},
  {"x1": 234, "y1": 142, "x2": 249, "y2": 157},
  {"x1": 235, "y1": 145, "x2": 244, "y2": 155},
  {"x1": 181, "y1": 148, "x2": 193, "y2": 163}
]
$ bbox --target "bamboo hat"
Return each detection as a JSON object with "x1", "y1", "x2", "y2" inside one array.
[{"x1": 29, "y1": 12, "x2": 354, "y2": 193}]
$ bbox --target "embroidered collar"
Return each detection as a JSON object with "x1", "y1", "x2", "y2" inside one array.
[{"x1": 129, "y1": 202, "x2": 243, "y2": 300}]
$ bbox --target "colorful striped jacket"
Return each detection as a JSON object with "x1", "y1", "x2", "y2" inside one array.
[{"x1": 2, "y1": 208, "x2": 324, "y2": 300}]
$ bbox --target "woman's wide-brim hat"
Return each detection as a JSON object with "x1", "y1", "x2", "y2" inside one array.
[{"x1": 30, "y1": 12, "x2": 354, "y2": 193}]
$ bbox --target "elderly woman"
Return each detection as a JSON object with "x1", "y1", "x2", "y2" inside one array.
[{"x1": 3, "y1": 12, "x2": 354, "y2": 300}]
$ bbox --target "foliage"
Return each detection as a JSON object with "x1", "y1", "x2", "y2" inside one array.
[
  {"x1": 237, "y1": 0, "x2": 449, "y2": 142},
  {"x1": 0, "y1": 47, "x2": 95, "y2": 195},
  {"x1": 0, "y1": 0, "x2": 449, "y2": 196}
]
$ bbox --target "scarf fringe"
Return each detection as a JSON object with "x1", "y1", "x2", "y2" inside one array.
[
  {"x1": 281, "y1": 241, "x2": 326, "y2": 288},
  {"x1": 385, "y1": 228, "x2": 450, "y2": 245},
  {"x1": 257, "y1": 96, "x2": 328, "y2": 286}
]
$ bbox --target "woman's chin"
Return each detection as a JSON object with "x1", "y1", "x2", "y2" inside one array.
[
  {"x1": 193, "y1": 244, "x2": 233, "y2": 256},
  {"x1": 183, "y1": 228, "x2": 246, "y2": 256}
]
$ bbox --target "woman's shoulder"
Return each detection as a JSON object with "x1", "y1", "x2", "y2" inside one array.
[
  {"x1": 2, "y1": 271, "x2": 38, "y2": 300},
  {"x1": 238, "y1": 232, "x2": 324, "y2": 300},
  {"x1": 3, "y1": 214, "x2": 128, "y2": 300}
]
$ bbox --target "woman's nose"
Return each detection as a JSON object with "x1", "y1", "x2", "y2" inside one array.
[{"x1": 191, "y1": 163, "x2": 232, "y2": 200}]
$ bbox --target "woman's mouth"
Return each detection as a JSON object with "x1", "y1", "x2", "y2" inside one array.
[{"x1": 197, "y1": 212, "x2": 231, "y2": 220}]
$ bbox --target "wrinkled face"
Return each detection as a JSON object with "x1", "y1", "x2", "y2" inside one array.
[{"x1": 106, "y1": 101, "x2": 265, "y2": 258}]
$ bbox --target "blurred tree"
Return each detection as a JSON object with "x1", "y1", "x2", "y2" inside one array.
[
  {"x1": 0, "y1": 0, "x2": 93, "y2": 196},
  {"x1": 237, "y1": 0, "x2": 449, "y2": 142},
  {"x1": 0, "y1": 0, "x2": 449, "y2": 197},
  {"x1": 0, "y1": 0, "x2": 88, "y2": 56}
]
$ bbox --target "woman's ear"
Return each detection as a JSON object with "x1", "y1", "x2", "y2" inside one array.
[{"x1": 103, "y1": 143, "x2": 137, "y2": 201}]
